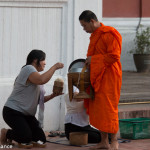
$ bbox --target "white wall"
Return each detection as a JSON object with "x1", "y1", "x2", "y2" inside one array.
[
  {"x1": 0, "y1": 0, "x2": 102, "y2": 131},
  {"x1": 0, "y1": 0, "x2": 68, "y2": 132}
]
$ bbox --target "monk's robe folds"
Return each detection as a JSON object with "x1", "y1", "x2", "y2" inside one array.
[{"x1": 84, "y1": 23, "x2": 122, "y2": 134}]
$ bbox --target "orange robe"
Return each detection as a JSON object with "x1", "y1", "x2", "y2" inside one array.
[{"x1": 84, "y1": 23, "x2": 122, "y2": 134}]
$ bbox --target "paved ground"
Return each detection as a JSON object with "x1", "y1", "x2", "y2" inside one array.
[
  {"x1": 1, "y1": 135, "x2": 150, "y2": 150},
  {"x1": 1, "y1": 71, "x2": 150, "y2": 150}
]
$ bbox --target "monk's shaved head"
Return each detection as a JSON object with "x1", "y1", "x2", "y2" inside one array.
[{"x1": 79, "y1": 10, "x2": 98, "y2": 22}]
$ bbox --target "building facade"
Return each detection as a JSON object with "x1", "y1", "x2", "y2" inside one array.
[
  {"x1": 0, "y1": 0, "x2": 101, "y2": 131},
  {"x1": 0, "y1": 0, "x2": 150, "y2": 131},
  {"x1": 103, "y1": 0, "x2": 150, "y2": 71}
]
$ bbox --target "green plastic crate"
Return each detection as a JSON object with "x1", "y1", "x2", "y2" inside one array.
[{"x1": 119, "y1": 118, "x2": 150, "y2": 139}]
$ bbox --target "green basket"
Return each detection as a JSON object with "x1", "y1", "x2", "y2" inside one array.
[{"x1": 119, "y1": 118, "x2": 150, "y2": 139}]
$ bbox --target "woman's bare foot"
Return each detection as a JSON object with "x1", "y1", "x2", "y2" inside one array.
[
  {"x1": 0, "y1": 128, "x2": 8, "y2": 144},
  {"x1": 7, "y1": 139, "x2": 15, "y2": 146}
]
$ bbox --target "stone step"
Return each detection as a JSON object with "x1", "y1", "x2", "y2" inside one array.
[{"x1": 118, "y1": 102, "x2": 150, "y2": 119}]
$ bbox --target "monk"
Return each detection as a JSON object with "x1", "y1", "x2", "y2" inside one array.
[{"x1": 79, "y1": 10, "x2": 122, "y2": 150}]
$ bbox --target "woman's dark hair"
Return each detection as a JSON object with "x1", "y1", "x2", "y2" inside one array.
[
  {"x1": 79, "y1": 10, "x2": 98, "y2": 22},
  {"x1": 26, "y1": 49, "x2": 46, "y2": 67},
  {"x1": 15, "y1": 49, "x2": 46, "y2": 85}
]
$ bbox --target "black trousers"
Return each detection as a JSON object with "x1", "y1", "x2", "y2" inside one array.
[
  {"x1": 65, "y1": 123, "x2": 101, "y2": 143},
  {"x1": 3, "y1": 106, "x2": 46, "y2": 143}
]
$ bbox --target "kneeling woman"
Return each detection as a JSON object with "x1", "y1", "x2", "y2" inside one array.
[{"x1": 1, "y1": 49, "x2": 64, "y2": 148}]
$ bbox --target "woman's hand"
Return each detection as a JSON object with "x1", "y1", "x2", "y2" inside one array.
[
  {"x1": 44, "y1": 92, "x2": 64, "y2": 103},
  {"x1": 51, "y1": 92, "x2": 64, "y2": 98},
  {"x1": 53, "y1": 63, "x2": 64, "y2": 70}
]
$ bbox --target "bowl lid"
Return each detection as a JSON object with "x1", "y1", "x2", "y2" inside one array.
[
  {"x1": 69, "y1": 68, "x2": 88, "y2": 73},
  {"x1": 68, "y1": 58, "x2": 86, "y2": 72}
]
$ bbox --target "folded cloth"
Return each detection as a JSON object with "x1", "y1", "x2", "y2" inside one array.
[{"x1": 38, "y1": 85, "x2": 46, "y2": 128}]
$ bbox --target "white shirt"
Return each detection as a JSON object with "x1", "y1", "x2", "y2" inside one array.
[{"x1": 65, "y1": 87, "x2": 89, "y2": 127}]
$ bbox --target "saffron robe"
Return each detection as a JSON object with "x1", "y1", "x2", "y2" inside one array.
[{"x1": 84, "y1": 23, "x2": 122, "y2": 133}]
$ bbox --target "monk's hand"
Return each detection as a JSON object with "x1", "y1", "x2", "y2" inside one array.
[{"x1": 85, "y1": 56, "x2": 91, "y2": 66}]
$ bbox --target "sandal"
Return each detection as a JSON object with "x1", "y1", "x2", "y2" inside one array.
[
  {"x1": 32, "y1": 140, "x2": 46, "y2": 148},
  {"x1": 18, "y1": 143, "x2": 33, "y2": 149},
  {"x1": 59, "y1": 132, "x2": 66, "y2": 138},
  {"x1": 48, "y1": 131, "x2": 58, "y2": 137}
]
